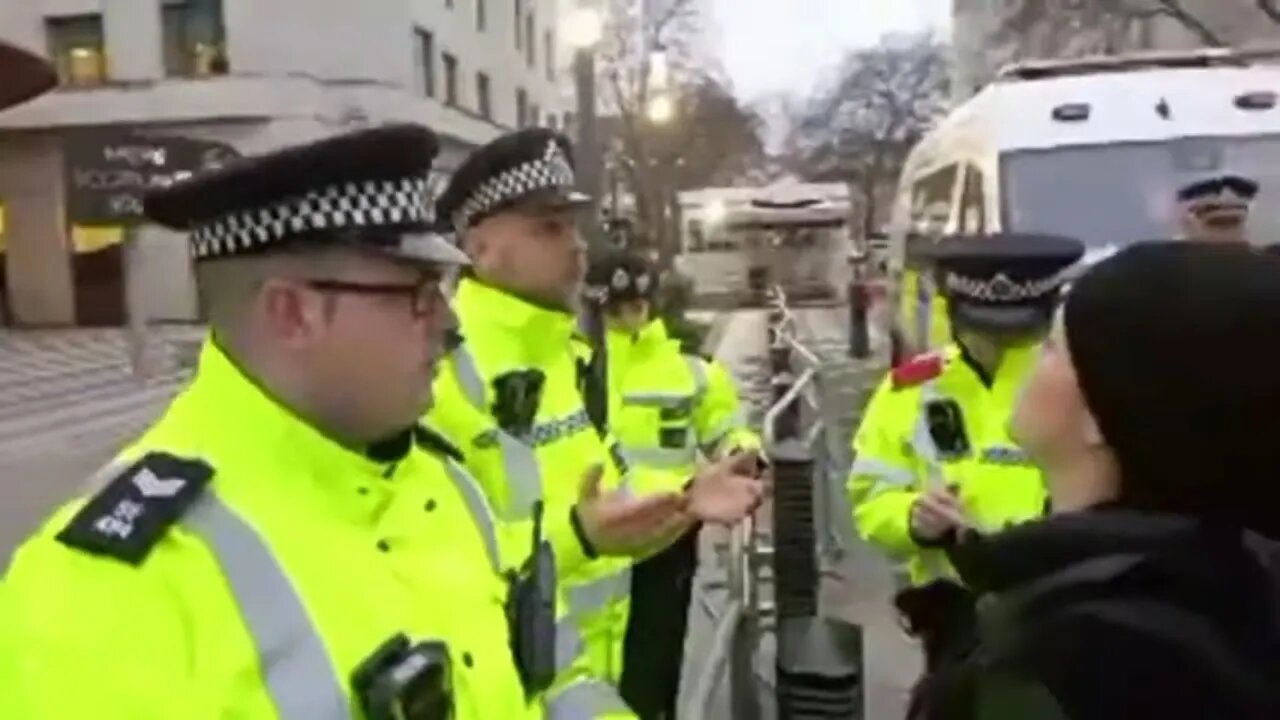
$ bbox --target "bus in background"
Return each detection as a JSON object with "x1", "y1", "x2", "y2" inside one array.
[{"x1": 887, "y1": 46, "x2": 1280, "y2": 354}]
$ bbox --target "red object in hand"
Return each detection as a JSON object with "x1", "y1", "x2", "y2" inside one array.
[{"x1": 891, "y1": 352, "x2": 945, "y2": 390}]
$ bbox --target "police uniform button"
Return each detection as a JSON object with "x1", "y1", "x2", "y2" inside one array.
[
  {"x1": 424, "y1": 499, "x2": 437, "y2": 512},
  {"x1": 376, "y1": 539, "x2": 391, "y2": 552},
  {"x1": 462, "y1": 652, "x2": 474, "y2": 668}
]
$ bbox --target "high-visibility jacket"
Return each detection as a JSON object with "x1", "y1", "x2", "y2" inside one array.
[
  {"x1": 606, "y1": 319, "x2": 759, "y2": 486},
  {"x1": 427, "y1": 277, "x2": 639, "y2": 713},
  {"x1": 3, "y1": 340, "x2": 538, "y2": 719},
  {"x1": 0, "y1": 584, "x2": 30, "y2": 719},
  {"x1": 846, "y1": 343, "x2": 1048, "y2": 586}
]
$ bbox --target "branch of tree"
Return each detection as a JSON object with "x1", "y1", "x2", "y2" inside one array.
[{"x1": 1257, "y1": 0, "x2": 1280, "y2": 24}]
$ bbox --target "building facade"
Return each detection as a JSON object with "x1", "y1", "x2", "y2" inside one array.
[
  {"x1": 952, "y1": 0, "x2": 1280, "y2": 102},
  {"x1": 0, "y1": 0, "x2": 577, "y2": 326}
]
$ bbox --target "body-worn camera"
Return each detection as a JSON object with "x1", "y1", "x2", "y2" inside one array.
[
  {"x1": 924, "y1": 398, "x2": 971, "y2": 460},
  {"x1": 507, "y1": 500, "x2": 558, "y2": 697},
  {"x1": 352, "y1": 633, "x2": 453, "y2": 720}
]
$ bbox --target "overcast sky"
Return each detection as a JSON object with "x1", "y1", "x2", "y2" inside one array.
[{"x1": 711, "y1": 0, "x2": 952, "y2": 102}]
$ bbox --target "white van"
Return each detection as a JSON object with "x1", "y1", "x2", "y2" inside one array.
[{"x1": 888, "y1": 47, "x2": 1280, "y2": 351}]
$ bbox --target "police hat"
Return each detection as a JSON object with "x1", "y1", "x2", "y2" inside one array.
[
  {"x1": 586, "y1": 251, "x2": 657, "y2": 305},
  {"x1": 1177, "y1": 174, "x2": 1259, "y2": 203},
  {"x1": 929, "y1": 233, "x2": 1084, "y2": 333},
  {"x1": 435, "y1": 128, "x2": 591, "y2": 234},
  {"x1": 144, "y1": 124, "x2": 468, "y2": 265},
  {"x1": 0, "y1": 41, "x2": 56, "y2": 112}
]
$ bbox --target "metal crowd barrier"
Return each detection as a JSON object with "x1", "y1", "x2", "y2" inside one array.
[{"x1": 682, "y1": 286, "x2": 866, "y2": 720}]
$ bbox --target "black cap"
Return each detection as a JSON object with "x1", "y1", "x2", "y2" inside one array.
[
  {"x1": 0, "y1": 41, "x2": 56, "y2": 111},
  {"x1": 1176, "y1": 174, "x2": 1259, "y2": 203},
  {"x1": 143, "y1": 124, "x2": 468, "y2": 265},
  {"x1": 586, "y1": 251, "x2": 657, "y2": 305},
  {"x1": 929, "y1": 233, "x2": 1084, "y2": 333},
  {"x1": 435, "y1": 127, "x2": 591, "y2": 234},
  {"x1": 1064, "y1": 241, "x2": 1280, "y2": 538}
]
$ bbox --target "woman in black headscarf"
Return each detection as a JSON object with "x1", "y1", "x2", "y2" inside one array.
[{"x1": 908, "y1": 241, "x2": 1280, "y2": 720}]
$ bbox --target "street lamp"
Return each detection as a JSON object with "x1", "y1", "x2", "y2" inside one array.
[
  {"x1": 565, "y1": 4, "x2": 605, "y2": 249},
  {"x1": 647, "y1": 93, "x2": 674, "y2": 124}
]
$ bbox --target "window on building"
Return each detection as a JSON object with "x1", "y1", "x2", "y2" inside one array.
[
  {"x1": 476, "y1": 72, "x2": 492, "y2": 118},
  {"x1": 563, "y1": 111, "x2": 575, "y2": 135},
  {"x1": 162, "y1": 0, "x2": 228, "y2": 77},
  {"x1": 443, "y1": 53, "x2": 459, "y2": 106},
  {"x1": 476, "y1": 0, "x2": 487, "y2": 31},
  {"x1": 530, "y1": 103, "x2": 540, "y2": 126},
  {"x1": 46, "y1": 14, "x2": 107, "y2": 86},
  {"x1": 516, "y1": 88, "x2": 528, "y2": 127},
  {"x1": 525, "y1": 13, "x2": 535, "y2": 67},
  {"x1": 547, "y1": 113, "x2": 558, "y2": 130},
  {"x1": 544, "y1": 29, "x2": 555, "y2": 80},
  {"x1": 514, "y1": 0, "x2": 523, "y2": 49},
  {"x1": 414, "y1": 28, "x2": 436, "y2": 97}
]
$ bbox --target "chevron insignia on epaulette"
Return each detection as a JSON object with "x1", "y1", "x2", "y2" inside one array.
[
  {"x1": 55, "y1": 452, "x2": 213, "y2": 566},
  {"x1": 891, "y1": 351, "x2": 945, "y2": 390}
]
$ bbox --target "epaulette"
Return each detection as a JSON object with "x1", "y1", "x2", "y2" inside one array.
[
  {"x1": 55, "y1": 452, "x2": 213, "y2": 566},
  {"x1": 890, "y1": 351, "x2": 945, "y2": 390},
  {"x1": 414, "y1": 425, "x2": 466, "y2": 463}
]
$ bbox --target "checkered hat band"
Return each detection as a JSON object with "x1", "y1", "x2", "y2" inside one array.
[
  {"x1": 190, "y1": 176, "x2": 433, "y2": 259},
  {"x1": 453, "y1": 156, "x2": 576, "y2": 231},
  {"x1": 945, "y1": 271, "x2": 1063, "y2": 303}
]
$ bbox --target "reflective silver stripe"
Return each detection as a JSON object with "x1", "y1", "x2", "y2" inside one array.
[
  {"x1": 450, "y1": 345, "x2": 487, "y2": 408},
  {"x1": 546, "y1": 679, "x2": 633, "y2": 719},
  {"x1": 912, "y1": 379, "x2": 955, "y2": 581},
  {"x1": 185, "y1": 494, "x2": 348, "y2": 720},
  {"x1": 849, "y1": 457, "x2": 917, "y2": 496},
  {"x1": 683, "y1": 354, "x2": 708, "y2": 399},
  {"x1": 449, "y1": 345, "x2": 545, "y2": 521},
  {"x1": 623, "y1": 445, "x2": 696, "y2": 469},
  {"x1": 567, "y1": 568, "x2": 632, "y2": 617},
  {"x1": 555, "y1": 619, "x2": 585, "y2": 674},
  {"x1": 440, "y1": 457, "x2": 503, "y2": 573},
  {"x1": 496, "y1": 432, "x2": 544, "y2": 521},
  {"x1": 621, "y1": 392, "x2": 689, "y2": 408}
]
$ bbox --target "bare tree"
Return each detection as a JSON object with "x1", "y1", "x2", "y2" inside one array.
[
  {"x1": 785, "y1": 33, "x2": 949, "y2": 239},
  {"x1": 991, "y1": 0, "x2": 1280, "y2": 53}
]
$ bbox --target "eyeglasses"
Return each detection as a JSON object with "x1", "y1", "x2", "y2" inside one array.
[{"x1": 305, "y1": 273, "x2": 445, "y2": 317}]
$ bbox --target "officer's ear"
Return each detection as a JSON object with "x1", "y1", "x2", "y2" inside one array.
[{"x1": 259, "y1": 277, "x2": 331, "y2": 348}]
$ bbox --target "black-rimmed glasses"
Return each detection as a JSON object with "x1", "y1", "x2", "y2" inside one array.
[{"x1": 305, "y1": 274, "x2": 445, "y2": 317}]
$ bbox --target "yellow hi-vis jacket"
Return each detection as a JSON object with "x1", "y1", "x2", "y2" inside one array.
[
  {"x1": 427, "y1": 277, "x2": 640, "y2": 712},
  {"x1": 606, "y1": 319, "x2": 759, "y2": 486},
  {"x1": 4, "y1": 339, "x2": 537, "y2": 719},
  {"x1": 846, "y1": 343, "x2": 1049, "y2": 586}
]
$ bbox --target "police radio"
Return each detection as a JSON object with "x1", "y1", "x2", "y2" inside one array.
[
  {"x1": 580, "y1": 284, "x2": 609, "y2": 435},
  {"x1": 352, "y1": 633, "x2": 453, "y2": 720},
  {"x1": 506, "y1": 499, "x2": 558, "y2": 697}
]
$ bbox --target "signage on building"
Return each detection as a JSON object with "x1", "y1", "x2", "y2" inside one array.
[{"x1": 63, "y1": 130, "x2": 240, "y2": 225}]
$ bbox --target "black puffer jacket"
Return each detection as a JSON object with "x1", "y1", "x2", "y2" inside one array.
[{"x1": 909, "y1": 507, "x2": 1280, "y2": 720}]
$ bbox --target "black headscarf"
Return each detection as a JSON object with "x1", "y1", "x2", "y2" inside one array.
[{"x1": 1064, "y1": 241, "x2": 1280, "y2": 538}]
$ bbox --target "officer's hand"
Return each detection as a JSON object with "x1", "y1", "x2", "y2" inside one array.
[
  {"x1": 909, "y1": 487, "x2": 970, "y2": 543},
  {"x1": 685, "y1": 450, "x2": 766, "y2": 525},
  {"x1": 574, "y1": 464, "x2": 687, "y2": 556}
]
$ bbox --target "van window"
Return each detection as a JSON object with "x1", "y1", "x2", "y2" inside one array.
[
  {"x1": 959, "y1": 165, "x2": 986, "y2": 233},
  {"x1": 1002, "y1": 135, "x2": 1280, "y2": 249},
  {"x1": 910, "y1": 164, "x2": 959, "y2": 236}
]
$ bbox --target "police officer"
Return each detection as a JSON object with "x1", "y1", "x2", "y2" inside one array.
[
  {"x1": 4, "y1": 125, "x2": 537, "y2": 719},
  {"x1": 427, "y1": 128, "x2": 765, "y2": 716},
  {"x1": 583, "y1": 250, "x2": 761, "y2": 716},
  {"x1": 846, "y1": 233, "x2": 1083, "y2": 663},
  {"x1": 1175, "y1": 174, "x2": 1259, "y2": 244},
  {"x1": 588, "y1": 250, "x2": 758, "y2": 474}
]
